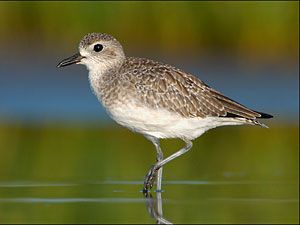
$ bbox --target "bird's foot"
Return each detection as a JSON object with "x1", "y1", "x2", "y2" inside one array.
[{"x1": 143, "y1": 165, "x2": 158, "y2": 194}]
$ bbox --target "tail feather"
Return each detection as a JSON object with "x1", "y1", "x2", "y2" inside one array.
[
  {"x1": 208, "y1": 86, "x2": 273, "y2": 125},
  {"x1": 251, "y1": 119, "x2": 269, "y2": 128},
  {"x1": 254, "y1": 111, "x2": 273, "y2": 119},
  {"x1": 233, "y1": 118, "x2": 270, "y2": 128},
  {"x1": 210, "y1": 89, "x2": 261, "y2": 119}
]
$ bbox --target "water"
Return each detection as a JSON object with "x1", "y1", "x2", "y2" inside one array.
[
  {"x1": 0, "y1": 125, "x2": 298, "y2": 223},
  {"x1": 0, "y1": 180, "x2": 298, "y2": 223}
]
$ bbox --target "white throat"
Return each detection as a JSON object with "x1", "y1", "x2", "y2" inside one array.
[{"x1": 79, "y1": 50, "x2": 124, "y2": 79}]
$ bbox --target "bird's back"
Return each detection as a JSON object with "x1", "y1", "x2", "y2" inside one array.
[{"x1": 117, "y1": 57, "x2": 271, "y2": 123}]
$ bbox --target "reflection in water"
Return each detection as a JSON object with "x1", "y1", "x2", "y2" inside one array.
[
  {"x1": 0, "y1": 180, "x2": 298, "y2": 223},
  {"x1": 144, "y1": 192, "x2": 172, "y2": 224}
]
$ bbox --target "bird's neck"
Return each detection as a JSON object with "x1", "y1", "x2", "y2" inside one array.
[{"x1": 88, "y1": 58, "x2": 124, "y2": 106}]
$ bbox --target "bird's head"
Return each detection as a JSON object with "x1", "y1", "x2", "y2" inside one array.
[{"x1": 57, "y1": 33, "x2": 125, "y2": 72}]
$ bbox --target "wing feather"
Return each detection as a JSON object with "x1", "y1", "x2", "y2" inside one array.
[{"x1": 121, "y1": 57, "x2": 268, "y2": 121}]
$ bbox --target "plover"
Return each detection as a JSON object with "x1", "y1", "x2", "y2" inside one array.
[{"x1": 57, "y1": 33, "x2": 273, "y2": 193}]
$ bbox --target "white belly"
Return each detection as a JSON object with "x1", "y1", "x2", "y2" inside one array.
[{"x1": 106, "y1": 103, "x2": 247, "y2": 140}]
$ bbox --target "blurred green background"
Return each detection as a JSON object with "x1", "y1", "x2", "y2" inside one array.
[
  {"x1": 0, "y1": 1, "x2": 298, "y2": 60},
  {"x1": 0, "y1": 1, "x2": 299, "y2": 224}
]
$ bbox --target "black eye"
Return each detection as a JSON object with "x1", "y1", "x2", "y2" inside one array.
[{"x1": 93, "y1": 44, "x2": 103, "y2": 52}]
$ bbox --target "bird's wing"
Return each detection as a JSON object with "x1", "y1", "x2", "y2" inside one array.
[{"x1": 123, "y1": 58, "x2": 263, "y2": 120}]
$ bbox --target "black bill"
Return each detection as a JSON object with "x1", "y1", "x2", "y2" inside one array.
[{"x1": 57, "y1": 53, "x2": 85, "y2": 68}]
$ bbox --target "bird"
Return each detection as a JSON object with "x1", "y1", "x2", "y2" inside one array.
[{"x1": 57, "y1": 33, "x2": 273, "y2": 193}]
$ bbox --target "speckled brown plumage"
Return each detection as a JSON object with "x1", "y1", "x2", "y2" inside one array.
[
  {"x1": 97, "y1": 57, "x2": 264, "y2": 122},
  {"x1": 79, "y1": 33, "x2": 117, "y2": 48}
]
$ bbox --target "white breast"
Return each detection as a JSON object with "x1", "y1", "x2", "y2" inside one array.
[{"x1": 105, "y1": 103, "x2": 247, "y2": 140}]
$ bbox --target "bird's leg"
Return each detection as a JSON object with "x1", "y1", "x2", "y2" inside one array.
[
  {"x1": 144, "y1": 136, "x2": 163, "y2": 192},
  {"x1": 155, "y1": 142, "x2": 163, "y2": 192},
  {"x1": 143, "y1": 139, "x2": 193, "y2": 193}
]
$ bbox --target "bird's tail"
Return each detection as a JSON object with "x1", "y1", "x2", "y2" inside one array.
[
  {"x1": 251, "y1": 119, "x2": 269, "y2": 128},
  {"x1": 254, "y1": 111, "x2": 273, "y2": 119},
  {"x1": 246, "y1": 111, "x2": 273, "y2": 128}
]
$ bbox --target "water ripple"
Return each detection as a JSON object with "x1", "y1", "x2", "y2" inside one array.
[{"x1": 0, "y1": 197, "x2": 146, "y2": 204}]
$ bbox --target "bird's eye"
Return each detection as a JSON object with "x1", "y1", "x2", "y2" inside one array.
[{"x1": 93, "y1": 44, "x2": 103, "y2": 52}]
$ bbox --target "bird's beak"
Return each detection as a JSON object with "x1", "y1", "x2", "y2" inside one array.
[{"x1": 57, "y1": 53, "x2": 85, "y2": 68}]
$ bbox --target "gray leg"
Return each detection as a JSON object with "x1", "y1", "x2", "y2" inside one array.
[
  {"x1": 143, "y1": 139, "x2": 193, "y2": 193},
  {"x1": 144, "y1": 135, "x2": 164, "y2": 192}
]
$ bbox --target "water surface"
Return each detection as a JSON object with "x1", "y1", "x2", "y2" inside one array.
[
  {"x1": 0, "y1": 180, "x2": 298, "y2": 223},
  {"x1": 0, "y1": 125, "x2": 298, "y2": 223}
]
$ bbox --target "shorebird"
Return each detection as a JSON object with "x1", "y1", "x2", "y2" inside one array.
[{"x1": 57, "y1": 33, "x2": 272, "y2": 193}]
